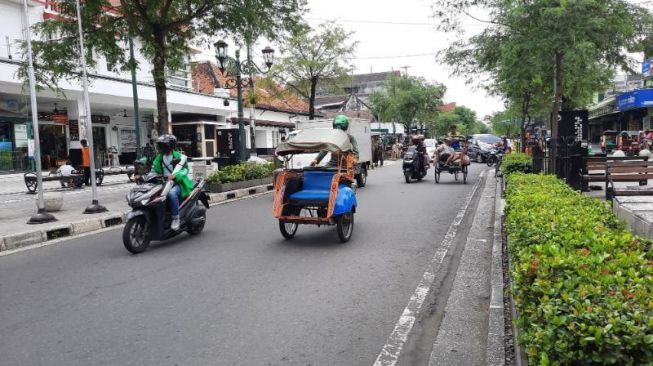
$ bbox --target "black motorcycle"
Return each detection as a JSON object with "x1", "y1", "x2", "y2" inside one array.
[
  {"x1": 122, "y1": 170, "x2": 210, "y2": 254},
  {"x1": 403, "y1": 146, "x2": 429, "y2": 183},
  {"x1": 486, "y1": 148, "x2": 503, "y2": 167}
]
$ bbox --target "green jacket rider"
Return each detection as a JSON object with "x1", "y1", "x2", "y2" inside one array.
[{"x1": 312, "y1": 115, "x2": 359, "y2": 167}]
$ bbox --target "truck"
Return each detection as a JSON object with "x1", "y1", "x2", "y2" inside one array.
[{"x1": 287, "y1": 118, "x2": 372, "y2": 187}]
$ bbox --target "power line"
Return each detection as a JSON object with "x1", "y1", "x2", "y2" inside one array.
[
  {"x1": 352, "y1": 53, "x2": 437, "y2": 60},
  {"x1": 307, "y1": 17, "x2": 435, "y2": 26}
]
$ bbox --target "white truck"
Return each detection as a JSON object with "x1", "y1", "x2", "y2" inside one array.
[{"x1": 288, "y1": 118, "x2": 372, "y2": 187}]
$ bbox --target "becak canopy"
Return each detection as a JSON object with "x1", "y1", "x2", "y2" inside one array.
[{"x1": 275, "y1": 129, "x2": 353, "y2": 156}]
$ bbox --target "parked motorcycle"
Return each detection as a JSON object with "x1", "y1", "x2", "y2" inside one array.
[
  {"x1": 485, "y1": 148, "x2": 502, "y2": 167},
  {"x1": 403, "y1": 146, "x2": 429, "y2": 183},
  {"x1": 122, "y1": 168, "x2": 210, "y2": 254}
]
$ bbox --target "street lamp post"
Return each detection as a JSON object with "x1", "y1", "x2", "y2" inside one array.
[
  {"x1": 23, "y1": 0, "x2": 56, "y2": 224},
  {"x1": 214, "y1": 40, "x2": 274, "y2": 162}
]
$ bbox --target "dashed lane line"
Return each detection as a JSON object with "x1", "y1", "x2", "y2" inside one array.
[{"x1": 372, "y1": 170, "x2": 485, "y2": 366}]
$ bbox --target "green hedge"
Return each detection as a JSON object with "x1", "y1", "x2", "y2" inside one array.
[
  {"x1": 505, "y1": 173, "x2": 653, "y2": 365},
  {"x1": 502, "y1": 153, "x2": 532, "y2": 176},
  {"x1": 206, "y1": 162, "x2": 274, "y2": 184}
]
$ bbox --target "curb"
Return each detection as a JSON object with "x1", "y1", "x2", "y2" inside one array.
[
  {"x1": 486, "y1": 170, "x2": 506, "y2": 366},
  {"x1": 0, "y1": 183, "x2": 274, "y2": 254}
]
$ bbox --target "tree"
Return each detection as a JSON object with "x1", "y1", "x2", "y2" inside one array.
[
  {"x1": 273, "y1": 22, "x2": 357, "y2": 119},
  {"x1": 369, "y1": 75, "x2": 446, "y2": 136},
  {"x1": 490, "y1": 110, "x2": 521, "y2": 137},
  {"x1": 434, "y1": 0, "x2": 652, "y2": 171},
  {"x1": 20, "y1": 0, "x2": 306, "y2": 133},
  {"x1": 430, "y1": 106, "x2": 482, "y2": 137}
]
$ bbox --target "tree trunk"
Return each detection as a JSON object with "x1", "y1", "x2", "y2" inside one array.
[
  {"x1": 309, "y1": 75, "x2": 318, "y2": 120},
  {"x1": 152, "y1": 29, "x2": 169, "y2": 134},
  {"x1": 549, "y1": 51, "x2": 564, "y2": 174}
]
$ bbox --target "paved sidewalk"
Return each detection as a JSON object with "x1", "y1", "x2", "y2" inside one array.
[{"x1": 0, "y1": 168, "x2": 132, "y2": 195}]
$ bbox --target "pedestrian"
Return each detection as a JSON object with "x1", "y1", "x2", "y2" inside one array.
[
  {"x1": 56, "y1": 159, "x2": 75, "y2": 188},
  {"x1": 80, "y1": 139, "x2": 91, "y2": 186}
]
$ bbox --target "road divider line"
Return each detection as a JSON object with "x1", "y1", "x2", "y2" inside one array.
[{"x1": 373, "y1": 170, "x2": 485, "y2": 366}]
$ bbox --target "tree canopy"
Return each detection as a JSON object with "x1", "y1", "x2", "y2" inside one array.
[
  {"x1": 434, "y1": 0, "x2": 652, "y2": 162},
  {"x1": 369, "y1": 74, "x2": 445, "y2": 135},
  {"x1": 21, "y1": 0, "x2": 306, "y2": 133},
  {"x1": 273, "y1": 21, "x2": 357, "y2": 119}
]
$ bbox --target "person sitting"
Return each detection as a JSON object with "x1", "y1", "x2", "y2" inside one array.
[
  {"x1": 436, "y1": 138, "x2": 462, "y2": 166},
  {"x1": 151, "y1": 134, "x2": 194, "y2": 231},
  {"x1": 311, "y1": 115, "x2": 359, "y2": 167},
  {"x1": 56, "y1": 159, "x2": 76, "y2": 188}
]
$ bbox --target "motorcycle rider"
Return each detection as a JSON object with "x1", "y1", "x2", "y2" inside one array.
[
  {"x1": 311, "y1": 115, "x2": 359, "y2": 166},
  {"x1": 152, "y1": 134, "x2": 194, "y2": 230},
  {"x1": 410, "y1": 135, "x2": 428, "y2": 173}
]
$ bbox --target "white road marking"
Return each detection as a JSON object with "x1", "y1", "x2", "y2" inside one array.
[{"x1": 373, "y1": 170, "x2": 486, "y2": 366}]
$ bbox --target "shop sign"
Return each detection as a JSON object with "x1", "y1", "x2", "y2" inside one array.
[
  {"x1": 37, "y1": 111, "x2": 68, "y2": 124},
  {"x1": 644, "y1": 59, "x2": 652, "y2": 77},
  {"x1": 69, "y1": 119, "x2": 79, "y2": 141},
  {"x1": 120, "y1": 128, "x2": 137, "y2": 152},
  {"x1": 27, "y1": 139, "x2": 34, "y2": 158},
  {"x1": 14, "y1": 124, "x2": 27, "y2": 148},
  {"x1": 91, "y1": 115, "x2": 110, "y2": 124},
  {"x1": 616, "y1": 89, "x2": 653, "y2": 111},
  {"x1": 557, "y1": 110, "x2": 588, "y2": 143}
]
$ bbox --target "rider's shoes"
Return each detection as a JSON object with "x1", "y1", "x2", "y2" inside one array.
[{"x1": 171, "y1": 217, "x2": 180, "y2": 231}]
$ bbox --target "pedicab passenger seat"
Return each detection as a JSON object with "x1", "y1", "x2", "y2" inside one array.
[{"x1": 288, "y1": 169, "x2": 336, "y2": 205}]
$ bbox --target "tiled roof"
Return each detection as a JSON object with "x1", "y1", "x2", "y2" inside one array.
[
  {"x1": 192, "y1": 62, "x2": 309, "y2": 115},
  {"x1": 352, "y1": 71, "x2": 401, "y2": 84},
  {"x1": 315, "y1": 95, "x2": 348, "y2": 107},
  {"x1": 438, "y1": 102, "x2": 456, "y2": 113}
]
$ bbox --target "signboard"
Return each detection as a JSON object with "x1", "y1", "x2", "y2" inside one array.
[
  {"x1": 91, "y1": 115, "x2": 110, "y2": 124},
  {"x1": 14, "y1": 124, "x2": 27, "y2": 148},
  {"x1": 217, "y1": 128, "x2": 240, "y2": 157},
  {"x1": 119, "y1": 128, "x2": 137, "y2": 152},
  {"x1": 644, "y1": 59, "x2": 651, "y2": 77},
  {"x1": 68, "y1": 119, "x2": 79, "y2": 141},
  {"x1": 616, "y1": 89, "x2": 653, "y2": 111},
  {"x1": 557, "y1": 110, "x2": 588, "y2": 143}
]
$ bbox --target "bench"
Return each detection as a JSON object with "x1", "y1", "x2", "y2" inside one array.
[
  {"x1": 580, "y1": 156, "x2": 648, "y2": 190},
  {"x1": 24, "y1": 167, "x2": 107, "y2": 193},
  {"x1": 606, "y1": 161, "x2": 653, "y2": 201}
]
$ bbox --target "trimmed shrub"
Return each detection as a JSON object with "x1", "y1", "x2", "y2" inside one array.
[
  {"x1": 505, "y1": 173, "x2": 653, "y2": 365},
  {"x1": 206, "y1": 162, "x2": 274, "y2": 184},
  {"x1": 502, "y1": 153, "x2": 532, "y2": 176}
]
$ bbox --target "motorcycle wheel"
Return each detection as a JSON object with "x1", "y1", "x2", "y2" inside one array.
[
  {"x1": 123, "y1": 216, "x2": 150, "y2": 254},
  {"x1": 279, "y1": 220, "x2": 299, "y2": 240},
  {"x1": 336, "y1": 212, "x2": 354, "y2": 243},
  {"x1": 486, "y1": 156, "x2": 495, "y2": 167},
  {"x1": 404, "y1": 172, "x2": 411, "y2": 183},
  {"x1": 186, "y1": 206, "x2": 206, "y2": 235},
  {"x1": 476, "y1": 154, "x2": 483, "y2": 163}
]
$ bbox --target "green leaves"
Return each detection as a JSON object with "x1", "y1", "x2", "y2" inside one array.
[
  {"x1": 206, "y1": 162, "x2": 274, "y2": 184},
  {"x1": 506, "y1": 174, "x2": 653, "y2": 365},
  {"x1": 368, "y1": 74, "x2": 445, "y2": 132},
  {"x1": 502, "y1": 153, "x2": 532, "y2": 176}
]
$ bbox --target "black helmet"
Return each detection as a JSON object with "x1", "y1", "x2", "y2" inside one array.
[{"x1": 156, "y1": 134, "x2": 177, "y2": 154}]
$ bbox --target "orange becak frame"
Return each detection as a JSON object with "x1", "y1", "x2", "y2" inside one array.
[{"x1": 273, "y1": 152, "x2": 356, "y2": 223}]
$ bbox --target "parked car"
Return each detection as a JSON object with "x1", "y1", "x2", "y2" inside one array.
[
  {"x1": 424, "y1": 138, "x2": 437, "y2": 162},
  {"x1": 467, "y1": 134, "x2": 502, "y2": 163}
]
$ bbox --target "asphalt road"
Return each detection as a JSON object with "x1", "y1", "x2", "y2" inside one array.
[{"x1": 0, "y1": 162, "x2": 491, "y2": 366}]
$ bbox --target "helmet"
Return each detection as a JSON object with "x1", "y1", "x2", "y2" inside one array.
[
  {"x1": 333, "y1": 115, "x2": 350, "y2": 131},
  {"x1": 156, "y1": 134, "x2": 177, "y2": 154}
]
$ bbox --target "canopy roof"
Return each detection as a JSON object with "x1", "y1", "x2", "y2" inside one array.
[{"x1": 275, "y1": 129, "x2": 353, "y2": 156}]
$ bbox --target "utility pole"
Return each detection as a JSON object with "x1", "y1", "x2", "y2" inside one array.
[
  {"x1": 128, "y1": 34, "x2": 141, "y2": 157},
  {"x1": 75, "y1": 0, "x2": 106, "y2": 214},
  {"x1": 401, "y1": 66, "x2": 411, "y2": 76},
  {"x1": 23, "y1": 0, "x2": 56, "y2": 224}
]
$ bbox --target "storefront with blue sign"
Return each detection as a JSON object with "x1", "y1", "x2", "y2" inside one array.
[{"x1": 613, "y1": 89, "x2": 653, "y2": 132}]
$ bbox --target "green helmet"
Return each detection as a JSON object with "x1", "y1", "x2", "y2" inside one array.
[{"x1": 333, "y1": 115, "x2": 350, "y2": 131}]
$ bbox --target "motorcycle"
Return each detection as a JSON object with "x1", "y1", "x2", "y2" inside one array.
[
  {"x1": 122, "y1": 164, "x2": 210, "y2": 254},
  {"x1": 485, "y1": 147, "x2": 503, "y2": 167},
  {"x1": 403, "y1": 146, "x2": 429, "y2": 183}
]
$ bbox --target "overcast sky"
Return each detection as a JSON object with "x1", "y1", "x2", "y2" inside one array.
[{"x1": 306, "y1": 0, "x2": 504, "y2": 119}]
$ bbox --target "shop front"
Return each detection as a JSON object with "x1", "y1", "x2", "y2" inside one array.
[
  {"x1": 615, "y1": 88, "x2": 653, "y2": 132},
  {"x1": 0, "y1": 116, "x2": 29, "y2": 172}
]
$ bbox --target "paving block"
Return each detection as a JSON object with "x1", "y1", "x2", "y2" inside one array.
[
  {"x1": 3, "y1": 230, "x2": 46, "y2": 250},
  {"x1": 72, "y1": 218, "x2": 103, "y2": 235},
  {"x1": 0, "y1": 237, "x2": 6, "y2": 252}
]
